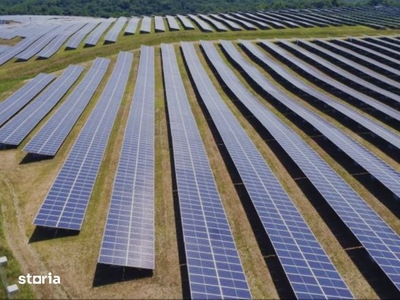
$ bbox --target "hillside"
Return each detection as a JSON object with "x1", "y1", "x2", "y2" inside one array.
[{"x1": 0, "y1": 0, "x2": 395, "y2": 17}]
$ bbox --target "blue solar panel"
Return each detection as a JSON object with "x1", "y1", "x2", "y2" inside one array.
[
  {"x1": 239, "y1": 40, "x2": 400, "y2": 151},
  {"x1": 154, "y1": 16, "x2": 165, "y2": 32},
  {"x1": 209, "y1": 14, "x2": 243, "y2": 31},
  {"x1": 104, "y1": 17, "x2": 127, "y2": 43},
  {"x1": 0, "y1": 73, "x2": 55, "y2": 128},
  {"x1": 188, "y1": 14, "x2": 213, "y2": 32},
  {"x1": 124, "y1": 17, "x2": 139, "y2": 35},
  {"x1": 187, "y1": 40, "x2": 353, "y2": 299},
  {"x1": 85, "y1": 21, "x2": 113, "y2": 46},
  {"x1": 98, "y1": 46, "x2": 154, "y2": 269},
  {"x1": 24, "y1": 57, "x2": 110, "y2": 156},
  {"x1": 33, "y1": 52, "x2": 133, "y2": 231},
  {"x1": 219, "y1": 13, "x2": 258, "y2": 30},
  {"x1": 66, "y1": 22, "x2": 99, "y2": 49},
  {"x1": 0, "y1": 65, "x2": 83, "y2": 146},
  {"x1": 166, "y1": 16, "x2": 180, "y2": 31},
  {"x1": 247, "y1": 39, "x2": 400, "y2": 208},
  {"x1": 140, "y1": 17, "x2": 152, "y2": 33},
  {"x1": 176, "y1": 15, "x2": 195, "y2": 29},
  {"x1": 221, "y1": 40, "x2": 400, "y2": 293},
  {"x1": 198, "y1": 15, "x2": 228, "y2": 31},
  {"x1": 161, "y1": 43, "x2": 251, "y2": 299}
]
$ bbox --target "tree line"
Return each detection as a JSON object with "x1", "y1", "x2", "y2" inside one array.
[{"x1": 0, "y1": 0, "x2": 399, "y2": 18}]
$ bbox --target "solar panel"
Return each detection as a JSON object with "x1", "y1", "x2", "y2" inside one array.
[
  {"x1": 233, "y1": 39, "x2": 400, "y2": 215},
  {"x1": 124, "y1": 17, "x2": 140, "y2": 35},
  {"x1": 0, "y1": 65, "x2": 83, "y2": 146},
  {"x1": 176, "y1": 15, "x2": 195, "y2": 29},
  {"x1": 190, "y1": 40, "x2": 354, "y2": 299},
  {"x1": 24, "y1": 57, "x2": 110, "y2": 156},
  {"x1": 66, "y1": 22, "x2": 99, "y2": 49},
  {"x1": 37, "y1": 23, "x2": 85, "y2": 59},
  {"x1": 220, "y1": 39, "x2": 400, "y2": 294},
  {"x1": 98, "y1": 46, "x2": 155, "y2": 269},
  {"x1": 0, "y1": 45, "x2": 10, "y2": 54},
  {"x1": 33, "y1": 51, "x2": 133, "y2": 231},
  {"x1": 230, "y1": 13, "x2": 271, "y2": 29},
  {"x1": 154, "y1": 16, "x2": 165, "y2": 32},
  {"x1": 219, "y1": 13, "x2": 258, "y2": 30},
  {"x1": 0, "y1": 73, "x2": 55, "y2": 128},
  {"x1": 252, "y1": 12, "x2": 289, "y2": 29},
  {"x1": 297, "y1": 39, "x2": 400, "y2": 101},
  {"x1": 198, "y1": 14, "x2": 228, "y2": 31},
  {"x1": 166, "y1": 16, "x2": 180, "y2": 31},
  {"x1": 85, "y1": 21, "x2": 113, "y2": 46},
  {"x1": 208, "y1": 14, "x2": 242, "y2": 31},
  {"x1": 140, "y1": 16, "x2": 152, "y2": 33},
  {"x1": 161, "y1": 43, "x2": 251, "y2": 299},
  {"x1": 187, "y1": 14, "x2": 213, "y2": 32},
  {"x1": 266, "y1": 40, "x2": 400, "y2": 124},
  {"x1": 238, "y1": 40, "x2": 400, "y2": 151},
  {"x1": 104, "y1": 17, "x2": 127, "y2": 43}
]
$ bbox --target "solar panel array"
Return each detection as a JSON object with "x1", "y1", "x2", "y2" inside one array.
[
  {"x1": 33, "y1": 51, "x2": 133, "y2": 231},
  {"x1": 104, "y1": 17, "x2": 127, "y2": 43},
  {"x1": 124, "y1": 17, "x2": 140, "y2": 35},
  {"x1": 209, "y1": 14, "x2": 242, "y2": 31},
  {"x1": 269, "y1": 40, "x2": 400, "y2": 123},
  {"x1": 0, "y1": 73, "x2": 55, "y2": 128},
  {"x1": 198, "y1": 14, "x2": 228, "y2": 31},
  {"x1": 188, "y1": 14, "x2": 213, "y2": 32},
  {"x1": 176, "y1": 15, "x2": 195, "y2": 29},
  {"x1": 161, "y1": 43, "x2": 251, "y2": 299},
  {"x1": 154, "y1": 16, "x2": 165, "y2": 32},
  {"x1": 0, "y1": 65, "x2": 83, "y2": 146},
  {"x1": 85, "y1": 21, "x2": 113, "y2": 46},
  {"x1": 239, "y1": 40, "x2": 400, "y2": 151},
  {"x1": 238, "y1": 40, "x2": 400, "y2": 209},
  {"x1": 37, "y1": 23, "x2": 85, "y2": 59},
  {"x1": 166, "y1": 15, "x2": 180, "y2": 31},
  {"x1": 24, "y1": 57, "x2": 110, "y2": 156},
  {"x1": 221, "y1": 40, "x2": 400, "y2": 292},
  {"x1": 140, "y1": 16, "x2": 152, "y2": 33},
  {"x1": 230, "y1": 13, "x2": 271, "y2": 29},
  {"x1": 190, "y1": 40, "x2": 354, "y2": 299},
  {"x1": 66, "y1": 22, "x2": 99, "y2": 49},
  {"x1": 219, "y1": 13, "x2": 257, "y2": 30},
  {"x1": 98, "y1": 46, "x2": 155, "y2": 269}
]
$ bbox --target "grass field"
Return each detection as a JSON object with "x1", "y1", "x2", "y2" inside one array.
[{"x1": 1, "y1": 23, "x2": 400, "y2": 299}]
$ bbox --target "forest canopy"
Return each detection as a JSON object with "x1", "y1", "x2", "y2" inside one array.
[{"x1": 0, "y1": 0, "x2": 399, "y2": 17}]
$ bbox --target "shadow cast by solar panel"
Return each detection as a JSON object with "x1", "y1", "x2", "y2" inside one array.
[
  {"x1": 15, "y1": 58, "x2": 28, "y2": 63},
  {"x1": 162, "y1": 54, "x2": 191, "y2": 299},
  {"x1": 188, "y1": 45, "x2": 296, "y2": 299},
  {"x1": 92, "y1": 264, "x2": 152, "y2": 287},
  {"x1": 20, "y1": 153, "x2": 53, "y2": 165},
  {"x1": 83, "y1": 44, "x2": 95, "y2": 48},
  {"x1": 29, "y1": 226, "x2": 79, "y2": 243},
  {"x1": 218, "y1": 43, "x2": 400, "y2": 299},
  {"x1": 35, "y1": 56, "x2": 48, "y2": 61},
  {"x1": 245, "y1": 43, "x2": 400, "y2": 163},
  {"x1": 0, "y1": 143, "x2": 17, "y2": 150}
]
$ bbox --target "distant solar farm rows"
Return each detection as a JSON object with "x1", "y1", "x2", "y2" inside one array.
[
  {"x1": 1, "y1": 35, "x2": 400, "y2": 298},
  {"x1": 2, "y1": 6, "x2": 400, "y2": 65}
]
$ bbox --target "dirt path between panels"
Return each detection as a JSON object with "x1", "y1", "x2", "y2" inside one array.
[{"x1": 0, "y1": 172, "x2": 69, "y2": 299}]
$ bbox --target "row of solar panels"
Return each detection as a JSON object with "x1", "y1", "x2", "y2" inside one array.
[
  {"x1": 2, "y1": 5, "x2": 400, "y2": 65},
  {"x1": 2, "y1": 37, "x2": 400, "y2": 298}
]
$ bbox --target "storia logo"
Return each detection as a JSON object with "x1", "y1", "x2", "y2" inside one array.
[{"x1": 18, "y1": 272, "x2": 61, "y2": 285}]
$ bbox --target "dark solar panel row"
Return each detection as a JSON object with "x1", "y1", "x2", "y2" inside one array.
[
  {"x1": 98, "y1": 46, "x2": 155, "y2": 269},
  {"x1": 124, "y1": 17, "x2": 140, "y2": 34},
  {"x1": 296, "y1": 40, "x2": 400, "y2": 100},
  {"x1": 236, "y1": 40, "x2": 400, "y2": 208},
  {"x1": 176, "y1": 15, "x2": 195, "y2": 30},
  {"x1": 188, "y1": 14, "x2": 213, "y2": 32},
  {"x1": 220, "y1": 40, "x2": 400, "y2": 293},
  {"x1": 104, "y1": 17, "x2": 127, "y2": 43},
  {"x1": 24, "y1": 57, "x2": 110, "y2": 156},
  {"x1": 195, "y1": 40, "x2": 353, "y2": 299},
  {"x1": 0, "y1": 73, "x2": 55, "y2": 128},
  {"x1": 33, "y1": 51, "x2": 133, "y2": 231},
  {"x1": 85, "y1": 21, "x2": 113, "y2": 46},
  {"x1": 265, "y1": 40, "x2": 400, "y2": 124},
  {"x1": 166, "y1": 16, "x2": 180, "y2": 31},
  {"x1": 66, "y1": 22, "x2": 99, "y2": 49},
  {"x1": 37, "y1": 23, "x2": 86, "y2": 59},
  {"x1": 0, "y1": 65, "x2": 83, "y2": 146},
  {"x1": 154, "y1": 16, "x2": 165, "y2": 32},
  {"x1": 161, "y1": 43, "x2": 251, "y2": 299},
  {"x1": 239, "y1": 40, "x2": 400, "y2": 151}
]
